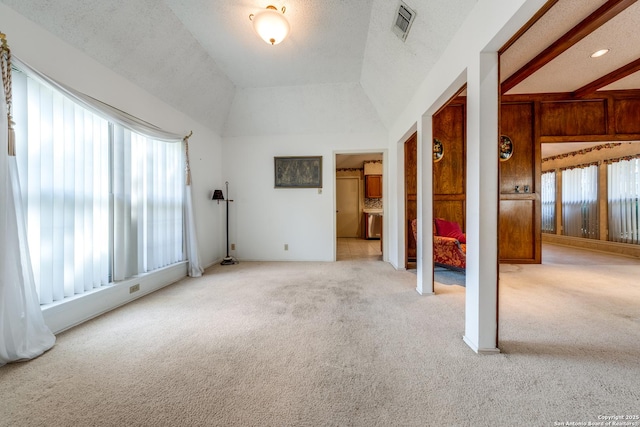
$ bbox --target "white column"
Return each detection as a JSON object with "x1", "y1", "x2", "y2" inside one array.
[
  {"x1": 463, "y1": 52, "x2": 500, "y2": 354},
  {"x1": 416, "y1": 115, "x2": 434, "y2": 295}
]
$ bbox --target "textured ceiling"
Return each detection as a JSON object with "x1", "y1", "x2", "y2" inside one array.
[
  {"x1": 0, "y1": 0, "x2": 479, "y2": 135},
  {"x1": 505, "y1": 1, "x2": 640, "y2": 94},
  {"x1": 502, "y1": 0, "x2": 640, "y2": 158},
  {"x1": 0, "y1": 0, "x2": 236, "y2": 134},
  {"x1": 336, "y1": 153, "x2": 383, "y2": 169},
  {"x1": 500, "y1": 0, "x2": 606, "y2": 86},
  {"x1": 502, "y1": 0, "x2": 640, "y2": 95},
  {"x1": 361, "y1": 0, "x2": 478, "y2": 127},
  {"x1": 6, "y1": 0, "x2": 635, "y2": 140},
  {"x1": 162, "y1": 0, "x2": 374, "y2": 88}
]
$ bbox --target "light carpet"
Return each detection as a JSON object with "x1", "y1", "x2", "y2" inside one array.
[{"x1": 1, "y1": 257, "x2": 639, "y2": 426}]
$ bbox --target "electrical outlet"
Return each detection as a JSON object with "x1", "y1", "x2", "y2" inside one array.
[
  {"x1": 231, "y1": 243, "x2": 236, "y2": 250},
  {"x1": 284, "y1": 244, "x2": 289, "y2": 251},
  {"x1": 129, "y1": 284, "x2": 140, "y2": 294}
]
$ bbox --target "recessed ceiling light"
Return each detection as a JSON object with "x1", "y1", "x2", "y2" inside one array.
[{"x1": 590, "y1": 49, "x2": 610, "y2": 58}]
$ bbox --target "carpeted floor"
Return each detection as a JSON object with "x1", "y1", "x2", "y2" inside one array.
[{"x1": 1, "y1": 246, "x2": 639, "y2": 426}]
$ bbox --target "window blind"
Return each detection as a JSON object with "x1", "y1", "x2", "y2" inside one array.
[
  {"x1": 12, "y1": 68, "x2": 184, "y2": 305},
  {"x1": 561, "y1": 165, "x2": 598, "y2": 239},
  {"x1": 608, "y1": 158, "x2": 640, "y2": 245}
]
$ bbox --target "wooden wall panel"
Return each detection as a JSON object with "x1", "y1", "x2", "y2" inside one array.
[
  {"x1": 433, "y1": 104, "x2": 465, "y2": 195},
  {"x1": 495, "y1": 90, "x2": 640, "y2": 264},
  {"x1": 500, "y1": 102, "x2": 539, "y2": 263},
  {"x1": 499, "y1": 200, "x2": 535, "y2": 261},
  {"x1": 615, "y1": 99, "x2": 640, "y2": 134},
  {"x1": 405, "y1": 133, "x2": 417, "y2": 264},
  {"x1": 500, "y1": 103, "x2": 534, "y2": 194},
  {"x1": 539, "y1": 100, "x2": 607, "y2": 136},
  {"x1": 433, "y1": 200, "x2": 465, "y2": 231}
]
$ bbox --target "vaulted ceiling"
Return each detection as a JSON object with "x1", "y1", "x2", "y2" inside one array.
[
  {"x1": 501, "y1": 0, "x2": 640, "y2": 95},
  {"x1": 500, "y1": 0, "x2": 640, "y2": 158},
  {"x1": 0, "y1": 0, "x2": 479, "y2": 135},
  {"x1": 3, "y1": 0, "x2": 638, "y2": 151}
]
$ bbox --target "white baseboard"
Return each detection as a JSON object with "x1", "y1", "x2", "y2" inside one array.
[
  {"x1": 463, "y1": 335, "x2": 501, "y2": 355},
  {"x1": 42, "y1": 262, "x2": 188, "y2": 334},
  {"x1": 203, "y1": 258, "x2": 225, "y2": 269}
]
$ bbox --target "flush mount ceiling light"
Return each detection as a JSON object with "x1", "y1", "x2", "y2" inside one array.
[
  {"x1": 590, "y1": 48, "x2": 610, "y2": 58},
  {"x1": 249, "y1": 5, "x2": 290, "y2": 45}
]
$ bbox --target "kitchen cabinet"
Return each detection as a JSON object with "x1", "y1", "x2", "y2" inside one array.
[{"x1": 365, "y1": 175, "x2": 382, "y2": 199}]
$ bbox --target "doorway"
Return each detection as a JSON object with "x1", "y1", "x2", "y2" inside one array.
[
  {"x1": 335, "y1": 152, "x2": 384, "y2": 261},
  {"x1": 432, "y1": 89, "x2": 467, "y2": 288},
  {"x1": 404, "y1": 133, "x2": 417, "y2": 269}
]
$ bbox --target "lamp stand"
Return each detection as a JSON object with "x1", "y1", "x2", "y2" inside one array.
[{"x1": 221, "y1": 181, "x2": 238, "y2": 265}]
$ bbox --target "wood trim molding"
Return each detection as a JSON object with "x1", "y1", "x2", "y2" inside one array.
[
  {"x1": 432, "y1": 84, "x2": 467, "y2": 118},
  {"x1": 540, "y1": 134, "x2": 640, "y2": 143},
  {"x1": 499, "y1": 0, "x2": 560, "y2": 54},
  {"x1": 502, "y1": 89, "x2": 640, "y2": 102},
  {"x1": 573, "y1": 57, "x2": 640, "y2": 98},
  {"x1": 501, "y1": 0, "x2": 637, "y2": 94},
  {"x1": 542, "y1": 233, "x2": 640, "y2": 259}
]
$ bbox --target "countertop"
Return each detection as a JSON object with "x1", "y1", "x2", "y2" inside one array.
[{"x1": 363, "y1": 209, "x2": 383, "y2": 214}]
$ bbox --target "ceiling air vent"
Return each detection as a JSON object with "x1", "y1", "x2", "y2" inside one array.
[{"x1": 392, "y1": 1, "x2": 416, "y2": 42}]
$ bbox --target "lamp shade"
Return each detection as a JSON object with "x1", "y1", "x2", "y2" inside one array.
[
  {"x1": 212, "y1": 189, "x2": 224, "y2": 201},
  {"x1": 251, "y1": 5, "x2": 290, "y2": 45}
]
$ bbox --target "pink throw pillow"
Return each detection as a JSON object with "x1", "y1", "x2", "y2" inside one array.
[{"x1": 434, "y1": 218, "x2": 466, "y2": 244}]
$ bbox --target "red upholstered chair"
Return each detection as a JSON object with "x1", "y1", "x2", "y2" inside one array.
[{"x1": 412, "y1": 218, "x2": 466, "y2": 271}]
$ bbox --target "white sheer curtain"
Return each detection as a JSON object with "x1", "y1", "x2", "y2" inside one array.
[
  {"x1": 12, "y1": 70, "x2": 110, "y2": 303},
  {"x1": 184, "y1": 139, "x2": 203, "y2": 277},
  {"x1": 541, "y1": 171, "x2": 556, "y2": 233},
  {"x1": 562, "y1": 165, "x2": 599, "y2": 239},
  {"x1": 11, "y1": 57, "x2": 205, "y2": 304},
  {"x1": 608, "y1": 158, "x2": 640, "y2": 244},
  {"x1": 13, "y1": 57, "x2": 204, "y2": 279},
  {"x1": 111, "y1": 125, "x2": 185, "y2": 280},
  {"x1": 1, "y1": 39, "x2": 55, "y2": 366}
]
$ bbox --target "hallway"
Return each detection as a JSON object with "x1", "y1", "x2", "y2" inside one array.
[{"x1": 336, "y1": 238, "x2": 382, "y2": 261}]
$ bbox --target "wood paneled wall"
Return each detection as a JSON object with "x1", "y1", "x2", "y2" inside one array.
[
  {"x1": 405, "y1": 133, "x2": 417, "y2": 265},
  {"x1": 505, "y1": 90, "x2": 640, "y2": 142},
  {"x1": 499, "y1": 102, "x2": 540, "y2": 263},
  {"x1": 498, "y1": 89, "x2": 640, "y2": 263},
  {"x1": 409, "y1": 89, "x2": 640, "y2": 266},
  {"x1": 433, "y1": 102, "x2": 466, "y2": 231}
]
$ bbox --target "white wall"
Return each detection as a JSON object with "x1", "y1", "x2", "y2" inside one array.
[
  {"x1": 223, "y1": 131, "x2": 387, "y2": 261},
  {"x1": 0, "y1": 4, "x2": 226, "y2": 268},
  {"x1": 2, "y1": 0, "x2": 550, "y2": 343},
  {"x1": 383, "y1": 0, "x2": 548, "y2": 352},
  {"x1": 1, "y1": 5, "x2": 229, "y2": 331},
  {"x1": 223, "y1": 84, "x2": 386, "y2": 261}
]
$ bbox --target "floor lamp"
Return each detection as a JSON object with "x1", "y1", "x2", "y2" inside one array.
[{"x1": 212, "y1": 181, "x2": 238, "y2": 265}]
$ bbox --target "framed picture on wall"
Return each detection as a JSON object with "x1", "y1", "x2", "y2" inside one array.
[
  {"x1": 500, "y1": 135, "x2": 514, "y2": 161},
  {"x1": 433, "y1": 138, "x2": 444, "y2": 162},
  {"x1": 274, "y1": 156, "x2": 323, "y2": 188}
]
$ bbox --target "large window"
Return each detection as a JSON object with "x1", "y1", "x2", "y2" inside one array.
[
  {"x1": 608, "y1": 158, "x2": 640, "y2": 245},
  {"x1": 561, "y1": 165, "x2": 598, "y2": 239},
  {"x1": 12, "y1": 67, "x2": 185, "y2": 305},
  {"x1": 541, "y1": 171, "x2": 556, "y2": 233}
]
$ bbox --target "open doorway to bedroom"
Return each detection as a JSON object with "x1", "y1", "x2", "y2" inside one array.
[
  {"x1": 336, "y1": 152, "x2": 384, "y2": 261},
  {"x1": 432, "y1": 87, "x2": 467, "y2": 288}
]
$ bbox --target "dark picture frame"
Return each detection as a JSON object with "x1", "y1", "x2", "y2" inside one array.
[
  {"x1": 274, "y1": 156, "x2": 323, "y2": 188},
  {"x1": 500, "y1": 135, "x2": 514, "y2": 161},
  {"x1": 433, "y1": 137, "x2": 444, "y2": 162}
]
